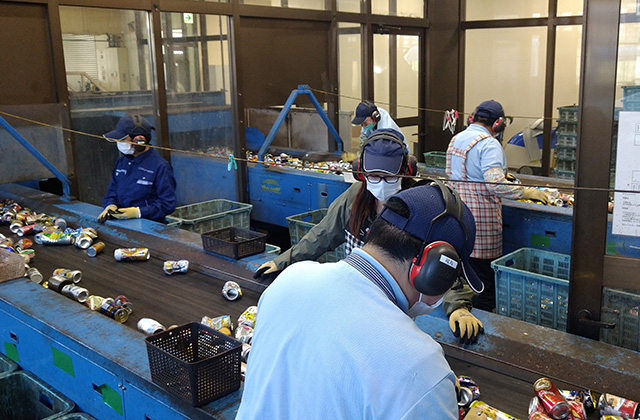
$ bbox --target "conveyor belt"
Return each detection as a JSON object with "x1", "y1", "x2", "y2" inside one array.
[{"x1": 1, "y1": 225, "x2": 261, "y2": 332}]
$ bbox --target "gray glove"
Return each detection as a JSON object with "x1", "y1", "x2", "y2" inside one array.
[{"x1": 521, "y1": 188, "x2": 550, "y2": 204}]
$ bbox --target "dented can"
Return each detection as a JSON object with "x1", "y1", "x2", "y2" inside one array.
[
  {"x1": 75, "y1": 233, "x2": 94, "y2": 249},
  {"x1": 87, "y1": 241, "x2": 105, "y2": 257},
  {"x1": 14, "y1": 238, "x2": 33, "y2": 252},
  {"x1": 9, "y1": 220, "x2": 23, "y2": 234},
  {"x1": 114, "y1": 248, "x2": 150, "y2": 261},
  {"x1": 53, "y1": 268, "x2": 82, "y2": 284},
  {"x1": 163, "y1": 260, "x2": 189, "y2": 275},
  {"x1": 16, "y1": 224, "x2": 35, "y2": 237},
  {"x1": 598, "y1": 393, "x2": 640, "y2": 419},
  {"x1": 86, "y1": 295, "x2": 104, "y2": 311},
  {"x1": 35, "y1": 232, "x2": 75, "y2": 246},
  {"x1": 61, "y1": 284, "x2": 89, "y2": 303},
  {"x1": 115, "y1": 295, "x2": 133, "y2": 313},
  {"x1": 534, "y1": 378, "x2": 570, "y2": 419},
  {"x1": 137, "y1": 318, "x2": 166, "y2": 335},
  {"x1": 222, "y1": 281, "x2": 242, "y2": 301},
  {"x1": 25, "y1": 267, "x2": 43, "y2": 284}
]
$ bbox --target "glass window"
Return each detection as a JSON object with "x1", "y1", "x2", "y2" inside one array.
[
  {"x1": 465, "y1": 0, "x2": 547, "y2": 21},
  {"x1": 337, "y1": 0, "x2": 359, "y2": 13},
  {"x1": 338, "y1": 23, "x2": 362, "y2": 152},
  {"x1": 372, "y1": 0, "x2": 423, "y2": 18},
  {"x1": 556, "y1": 0, "x2": 583, "y2": 16},
  {"x1": 241, "y1": 0, "x2": 326, "y2": 10},
  {"x1": 373, "y1": 34, "x2": 390, "y2": 112},
  {"x1": 464, "y1": 26, "x2": 547, "y2": 173},
  {"x1": 396, "y1": 35, "x2": 419, "y2": 119}
]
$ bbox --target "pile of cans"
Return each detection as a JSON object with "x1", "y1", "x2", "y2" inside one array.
[
  {"x1": 245, "y1": 151, "x2": 352, "y2": 175},
  {"x1": 201, "y1": 304, "x2": 256, "y2": 365}
]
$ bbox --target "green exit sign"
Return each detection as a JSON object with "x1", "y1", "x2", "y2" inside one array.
[{"x1": 184, "y1": 13, "x2": 193, "y2": 24}]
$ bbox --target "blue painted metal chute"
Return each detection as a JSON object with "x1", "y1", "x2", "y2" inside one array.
[{"x1": 257, "y1": 85, "x2": 344, "y2": 162}]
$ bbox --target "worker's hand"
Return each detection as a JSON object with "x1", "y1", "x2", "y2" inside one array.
[
  {"x1": 253, "y1": 261, "x2": 280, "y2": 282},
  {"x1": 505, "y1": 173, "x2": 520, "y2": 183},
  {"x1": 449, "y1": 308, "x2": 484, "y2": 345},
  {"x1": 522, "y1": 188, "x2": 550, "y2": 204},
  {"x1": 97, "y1": 204, "x2": 118, "y2": 223},
  {"x1": 110, "y1": 207, "x2": 141, "y2": 220}
]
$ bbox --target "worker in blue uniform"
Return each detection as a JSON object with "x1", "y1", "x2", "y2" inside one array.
[
  {"x1": 97, "y1": 115, "x2": 177, "y2": 224},
  {"x1": 237, "y1": 182, "x2": 482, "y2": 420}
]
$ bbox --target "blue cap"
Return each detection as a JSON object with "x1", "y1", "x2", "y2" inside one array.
[
  {"x1": 362, "y1": 129, "x2": 406, "y2": 175},
  {"x1": 103, "y1": 115, "x2": 154, "y2": 142},
  {"x1": 379, "y1": 184, "x2": 484, "y2": 293},
  {"x1": 352, "y1": 102, "x2": 378, "y2": 124},
  {"x1": 474, "y1": 100, "x2": 504, "y2": 121}
]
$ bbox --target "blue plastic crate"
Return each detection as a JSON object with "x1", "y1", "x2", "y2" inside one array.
[
  {"x1": 600, "y1": 288, "x2": 640, "y2": 352},
  {"x1": 622, "y1": 85, "x2": 640, "y2": 98},
  {"x1": 286, "y1": 209, "x2": 346, "y2": 263},
  {"x1": 555, "y1": 147, "x2": 576, "y2": 161},
  {"x1": 557, "y1": 105, "x2": 578, "y2": 121},
  {"x1": 0, "y1": 353, "x2": 17, "y2": 379},
  {"x1": 423, "y1": 151, "x2": 447, "y2": 168},
  {"x1": 556, "y1": 133, "x2": 577, "y2": 148},
  {"x1": 557, "y1": 120, "x2": 578, "y2": 134},
  {"x1": 0, "y1": 371, "x2": 75, "y2": 419},
  {"x1": 555, "y1": 169, "x2": 575, "y2": 180},
  {"x1": 556, "y1": 159, "x2": 575, "y2": 172},
  {"x1": 491, "y1": 248, "x2": 570, "y2": 331}
]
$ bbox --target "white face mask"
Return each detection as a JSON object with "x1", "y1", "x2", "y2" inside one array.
[
  {"x1": 117, "y1": 140, "x2": 135, "y2": 155},
  {"x1": 407, "y1": 293, "x2": 446, "y2": 318},
  {"x1": 366, "y1": 180, "x2": 402, "y2": 202}
]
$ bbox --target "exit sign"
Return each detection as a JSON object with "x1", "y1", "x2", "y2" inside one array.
[{"x1": 184, "y1": 13, "x2": 193, "y2": 24}]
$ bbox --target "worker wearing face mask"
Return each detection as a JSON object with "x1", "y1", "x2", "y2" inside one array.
[
  {"x1": 97, "y1": 114, "x2": 177, "y2": 224},
  {"x1": 351, "y1": 101, "x2": 408, "y2": 149}
]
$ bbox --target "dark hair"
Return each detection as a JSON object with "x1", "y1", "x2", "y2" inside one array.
[
  {"x1": 349, "y1": 176, "x2": 415, "y2": 241},
  {"x1": 472, "y1": 115, "x2": 497, "y2": 127},
  {"x1": 364, "y1": 195, "x2": 423, "y2": 263}
]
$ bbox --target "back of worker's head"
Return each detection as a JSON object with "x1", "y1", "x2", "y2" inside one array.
[
  {"x1": 471, "y1": 99, "x2": 509, "y2": 134},
  {"x1": 367, "y1": 181, "x2": 483, "y2": 296}
]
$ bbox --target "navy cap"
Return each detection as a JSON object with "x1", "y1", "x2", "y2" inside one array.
[
  {"x1": 474, "y1": 100, "x2": 505, "y2": 121},
  {"x1": 352, "y1": 102, "x2": 378, "y2": 125},
  {"x1": 361, "y1": 129, "x2": 406, "y2": 175},
  {"x1": 103, "y1": 115, "x2": 154, "y2": 142},
  {"x1": 379, "y1": 184, "x2": 484, "y2": 294}
]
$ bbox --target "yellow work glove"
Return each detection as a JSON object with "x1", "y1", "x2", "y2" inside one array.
[
  {"x1": 505, "y1": 172, "x2": 519, "y2": 183},
  {"x1": 449, "y1": 308, "x2": 484, "y2": 345},
  {"x1": 521, "y1": 188, "x2": 550, "y2": 204},
  {"x1": 110, "y1": 207, "x2": 141, "y2": 220},
  {"x1": 253, "y1": 261, "x2": 280, "y2": 282},
  {"x1": 97, "y1": 204, "x2": 118, "y2": 223}
]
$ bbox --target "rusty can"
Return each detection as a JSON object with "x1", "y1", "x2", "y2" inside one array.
[
  {"x1": 86, "y1": 295, "x2": 104, "y2": 311},
  {"x1": 163, "y1": 260, "x2": 189, "y2": 275},
  {"x1": 61, "y1": 284, "x2": 89, "y2": 304},
  {"x1": 534, "y1": 378, "x2": 570, "y2": 420},
  {"x1": 222, "y1": 281, "x2": 242, "y2": 301},
  {"x1": 99, "y1": 300, "x2": 129, "y2": 323},
  {"x1": 114, "y1": 248, "x2": 150, "y2": 261},
  {"x1": 47, "y1": 275, "x2": 72, "y2": 293},
  {"x1": 598, "y1": 393, "x2": 640, "y2": 419},
  {"x1": 137, "y1": 318, "x2": 166, "y2": 335},
  {"x1": 53, "y1": 268, "x2": 82, "y2": 284},
  {"x1": 87, "y1": 241, "x2": 105, "y2": 257},
  {"x1": 25, "y1": 267, "x2": 43, "y2": 284}
]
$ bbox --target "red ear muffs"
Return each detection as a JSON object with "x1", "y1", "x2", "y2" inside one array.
[
  {"x1": 352, "y1": 158, "x2": 366, "y2": 182},
  {"x1": 492, "y1": 117, "x2": 505, "y2": 133},
  {"x1": 372, "y1": 110, "x2": 381, "y2": 123},
  {"x1": 406, "y1": 154, "x2": 418, "y2": 177},
  {"x1": 410, "y1": 241, "x2": 462, "y2": 296}
]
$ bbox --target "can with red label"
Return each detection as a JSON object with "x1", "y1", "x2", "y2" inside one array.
[
  {"x1": 114, "y1": 248, "x2": 150, "y2": 261},
  {"x1": 598, "y1": 393, "x2": 639, "y2": 419},
  {"x1": 534, "y1": 378, "x2": 570, "y2": 420},
  {"x1": 566, "y1": 400, "x2": 586, "y2": 420}
]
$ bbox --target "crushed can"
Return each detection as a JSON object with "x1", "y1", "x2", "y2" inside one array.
[
  {"x1": 238, "y1": 306, "x2": 257, "y2": 328},
  {"x1": 163, "y1": 259, "x2": 189, "y2": 275},
  {"x1": 114, "y1": 248, "x2": 150, "y2": 261},
  {"x1": 467, "y1": 401, "x2": 519, "y2": 420},
  {"x1": 241, "y1": 343, "x2": 251, "y2": 363},
  {"x1": 25, "y1": 267, "x2": 43, "y2": 284},
  {"x1": 9, "y1": 220, "x2": 23, "y2": 234},
  {"x1": 54, "y1": 218, "x2": 67, "y2": 230},
  {"x1": 115, "y1": 295, "x2": 133, "y2": 313},
  {"x1": 222, "y1": 281, "x2": 242, "y2": 301},
  {"x1": 137, "y1": 318, "x2": 166, "y2": 335},
  {"x1": 534, "y1": 378, "x2": 570, "y2": 420},
  {"x1": 53, "y1": 268, "x2": 82, "y2": 284},
  {"x1": 14, "y1": 238, "x2": 33, "y2": 252},
  {"x1": 87, "y1": 241, "x2": 105, "y2": 257},
  {"x1": 61, "y1": 284, "x2": 89, "y2": 304},
  {"x1": 35, "y1": 232, "x2": 75, "y2": 246},
  {"x1": 201, "y1": 315, "x2": 233, "y2": 331},
  {"x1": 235, "y1": 324, "x2": 253, "y2": 344},
  {"x1": 598, "y1": 393, "x2": 639, "y2": 419},
  {"x1": 86, "y1": 295, "x2": 104, "y2": 311},
  {"x1": 16, "y1": 224, "x2": 35, "y2": 237}
]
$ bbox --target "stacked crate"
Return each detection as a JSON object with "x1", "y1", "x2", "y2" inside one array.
[{"x1": 555, "y1": 105, "x2": 579, "y2": 180}]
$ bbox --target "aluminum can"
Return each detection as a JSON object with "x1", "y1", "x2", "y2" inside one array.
[
  {"x1": 137, "y1": 318, "x2": 166, "y2": 335},
  {"x1": 53, "y1": 268, "x2": 82, "y2": 284},
  {"x1": 61, "y1": 284, "x2": 89, "y2": 304},
  {"x1": 16, "y1": 224, "x2": 35, "y2": 237},
  {"x1": 598, "y1": 393, "x2": 640, "y2": 419},
  {"x1": 75, "y1": 233, "x2": 94, "y2": 249},
  {"x1": 201, "y1": 315, "x2": 232, "y2": 331},
  {"x1": 238, "y1": 306, "x2": 257, "y2": 328},
  {"x1": 35, "y1": 232, "x2": 75, "y2": 246},
  {"x1": 47, "y1": 275, "x2": 72, "y2": 293},
  {"x1": 566, "y1": 400, "x2": 586, "y2": 420},
  {"x1": 14, "y1": 238, "x2": 33, "y2": 252},
  {"x1": 529, "y1": 411, "x2": 553, "y2": 420},
  {"x1": 25, "y1": 267, "x2": 43, "y2": 284},
  {"x1": 54, "y1": 218, "x2": 67, "y2": 230},
  {"x1": 222, "y1": 281, "x2": 242, "y2": 301},
  {"x1": 114, "y1": 248, "x2": 150, "y2": 261},
  {"x1": 468, "y1": 401, "x2": 519, "y2": 420},
  {"x1": 87, "y1": 241, "x2": 105, "y2": 257},
  {"x1": 458, "y1": 387, "x2": 474, "y2": 407},
  {"x1": 86, "y1": 295, "x2": 104, "y2": 311},
  {"x1": 9, "y1": 220, "x2": 23, "y2": 234},
  {"x1": 534, "y1": 378, "x2": 570, "y2": 419},
  {"x1": 99, "y1": 301, "x2": 129, "y2": 323},
  {"x1": 234, "y1": 324, "x2": 253, "y2": 344},
  {"x1": 115, "y1": 295, "x2": 133, "y2": 313},
  {"x1": 163, "y1": 260, "x2": 189, "y2": 275},
  {"x1": 241, "y1": 343, "x2": 251, "y2": 363},
  {"x1": 529, "y1": 396, "x2": 548, "y2": 416}
]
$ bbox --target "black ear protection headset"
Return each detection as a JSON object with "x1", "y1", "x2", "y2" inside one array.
[
  {"x1": 351, "y1": 130, "x2": 416, "y2": 182},
  {"x1": 129, "y1": 114, "x2": 150, "y2": 153},
  {"x1": 408, "y1": 179, "x2": 470, "y2": 296}
]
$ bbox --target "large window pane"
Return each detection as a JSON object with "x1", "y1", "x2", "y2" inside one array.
[
  {"x1": 338, "y1": 23, "x2": 361, "y2": 152},
  {"x1": 397, "y1": 35, "x2": 419, "y2": 119},
  {"x1": 557, "y1": 0, "x2": 583, "y2": 16},
  {"x1": 337, "y1": 0, "x2": 359, "y2": 13},
  {"x1": 372, "y1": 0, "x2": 423, "y2": 18},
  {"x1": 465, "y1": 26, "x2": 547, "y2": 164},
  {"x1": 465, "y1": 0, "x2": 547, "y2": 21}
]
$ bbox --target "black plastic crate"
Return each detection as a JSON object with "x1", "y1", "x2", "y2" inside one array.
[
  {"x1": 145, "y1": 322, "x2": 242, "y2": 407},
  {"x1": 0, "y1": 371, "x2": 75, "y2": 419},
  {"x1": 201, "y1": 227, "x2": 266, "y2": 259}
]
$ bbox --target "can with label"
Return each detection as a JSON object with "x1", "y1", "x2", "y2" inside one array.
[
  {"x1": 47, "y1": 275, "x2": 72, "y2": 293},
  {"x1": 137, "y1": 318, "x2": 166, "y2": 335},
  {"x1": 598, "y1": 393, "x2": 640, "y2": 419},
  {"x1": 115, "y1": 295, "x2": 133, "y2": 313},
  {"x1": 16, "y1": 224, "x2": 35, "y2": 237},
  {"x1": 99, "y1": 301, "x2": 129, "y2": 323},
  {"x1": 54, "y1": 218, "x2": 67, "y2": 230},
  {"x1": 9, "y1": 220, "x2": 23, "y2": 234},
  {"x1": 25, "y1": 267, "x2": 43, "y2": 284},
  {"x1": 566, "y1": 400, "x2": 586, "y2": 420},
  {"x1": 61, "y1": 284, "x2": 89, "y2": 304},
  {"x1": 114, "y1": 248, "x2": 150, "y2": 261},
  {"x1": 75, "y1": 233, "x2": 94, "y2": 249},
  {"x1": 87, "y1": 241, "x2": 105, "y2": 257},
  {"x1": 35, "y1": 232, "x2": 75, "y2": 246},
  {"x1": 163, "y1": 260, "x2": 189, "y2": 275},
  {"x1": 86, "y1": 295, "x2": 104, "y2": 311},
  {"x1": 53, "y1": 268, "x2": 82, "y2": 284},
  {"x1": 222, "y1": 281, "x2": 242, "y2": 301},
  {"x1": 534, "y1": 378, "x2": 570, "y2": 420},
  {"x1": 14, "y1": 238, "x2": 33, "y2": 252}
]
